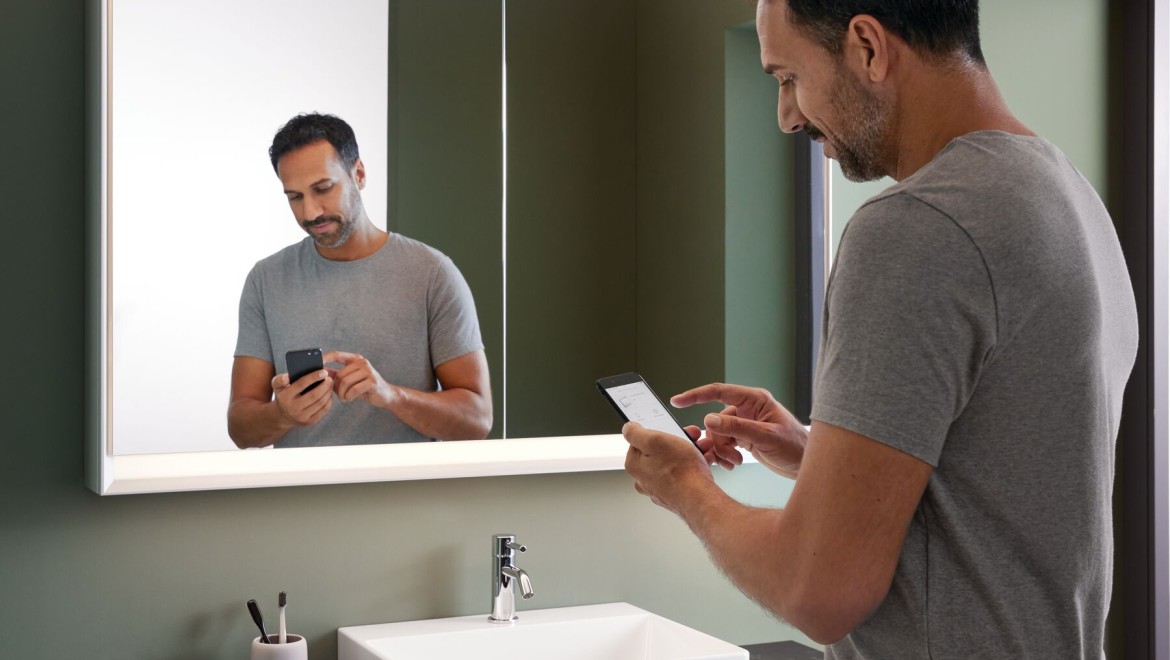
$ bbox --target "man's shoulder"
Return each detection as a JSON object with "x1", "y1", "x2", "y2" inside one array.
[
  {"x1": 852, "y1": 131, "x2": 1085, "y2": 233},
  {"x1": 388, "y1": 231, "x2": 451, "y2": 260},
  {"x1": 884, "y1": 132, "x2": 1070, "y2": 201},
  {"x1": 380, "y1": 233, "x2": 458, "y2": 281}
]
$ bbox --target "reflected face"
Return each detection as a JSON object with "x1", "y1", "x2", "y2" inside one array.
[
  {"x1": 757, "y1": 0, "x2": 894, "y2": 181},
  {"x1": 277, "y1": 140, "x2": 367, "y2": 248}
]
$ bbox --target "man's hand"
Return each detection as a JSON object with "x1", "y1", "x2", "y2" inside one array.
[
  {"x1": 271, "y1": 368, "x2": 333, "y2": 427},
  {"x1": 327, "y1": 350, "x2": 398, "y2": 408},
  {"x1": 623, "y1": 422, "x2": 715, "y2": 514},
  {"x1": 672, "y1": 383, "x2": 807, "y2": 478}
]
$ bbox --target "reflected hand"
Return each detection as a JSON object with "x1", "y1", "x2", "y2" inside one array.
[
  {"x1": 326, "y1": 350, "x2": 397, "y2": 408},
  {"x1": 671, "y1": 383, "x2": 807, "y2": 479},
  {"x1": 623, "y1": 422, "x2": 714, "y2": 514},
  {"x1": 272, "y1": 369, "x2": 333, "y2": 427}
]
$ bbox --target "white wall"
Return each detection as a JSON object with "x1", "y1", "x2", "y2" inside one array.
[{"x1": 110, "y1": 0, "x2": 388, "y2": 454}]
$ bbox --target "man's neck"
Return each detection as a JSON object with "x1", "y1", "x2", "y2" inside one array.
[
  {"x1": 887, "y1": 63, "x2": 1035, "y2": 181},
  {"x1": 315, "y1": 218, "x2": 388, "y2": 262}
]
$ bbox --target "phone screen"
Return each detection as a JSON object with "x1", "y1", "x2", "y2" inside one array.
[{"x1": 597, "y1": 373, "x2": 693, "y2": 444}]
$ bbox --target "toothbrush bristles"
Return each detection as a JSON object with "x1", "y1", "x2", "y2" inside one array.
[{"x1": 279, "y1": 591, "x2": 287, "y2": 608}]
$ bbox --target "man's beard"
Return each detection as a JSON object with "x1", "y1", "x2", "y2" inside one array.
[
  {"x1": 813, "y1": 65, "x2": 893, "y2": 183},
  {"x1": 302, "y1": 214, "x2": 357, "y2": 249}
]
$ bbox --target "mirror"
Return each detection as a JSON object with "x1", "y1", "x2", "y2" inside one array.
[{"x1": 86, "y1": 0, "x2": 829, "y2": 493}]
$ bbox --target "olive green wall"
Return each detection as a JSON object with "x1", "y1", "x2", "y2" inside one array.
[
  {"x1": 504, "y1": 0, "x2": 789, "y2": 435},
  {"x1": 504, "y1": 0, "x2": 639, "y2": 438},
  {"x1": 391, "y1": 0, "x2": 505, "y2": 438}
]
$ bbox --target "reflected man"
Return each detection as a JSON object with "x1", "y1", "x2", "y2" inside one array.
[
  {"x1": 228, "y1": 113, "x2": 492, "y2": 448},
  {"x1": 622, "y1": 0, "x2": 1137, "y2": 656}
]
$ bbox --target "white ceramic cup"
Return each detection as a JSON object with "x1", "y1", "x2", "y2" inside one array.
[{"x1": 251, "y1": 634, "x2": 307, "y2": 660}]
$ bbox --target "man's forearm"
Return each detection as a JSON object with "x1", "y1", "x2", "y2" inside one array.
[
  {"x1": 383, "y1": 387, "x2": 492, "y2": 440},
  {"x1": 227, "y1": 399, "x2": 295, "y2": 448},
  {"x1": 675, "y1": 482, "x2": 804, "y2": 622},
  {"x1": 672, "y1": 474, "x2": 888, "y2": 645}
]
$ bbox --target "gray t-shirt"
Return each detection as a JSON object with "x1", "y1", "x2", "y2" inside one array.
[
  {"x1": 234, "y1": 233, "x2": 484, "y2": 447},
  {"x1": 812, "y1": 132, "x2": 1138, "y2": 659}
]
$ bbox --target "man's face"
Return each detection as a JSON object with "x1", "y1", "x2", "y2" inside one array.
[
  {"x1": 757, "y1": 0, "x2": 894, "y2": 182},
  {"x1": 277, "y1": 140, "x2": 365, "y2": 249}
]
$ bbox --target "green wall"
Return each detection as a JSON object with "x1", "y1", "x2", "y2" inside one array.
[
  {"x1": 391, "y1": 0, "x2": 505, "y2": 438},
  {"x1": 504, "y1": 0, "x2": 792, "y2": 435},
  {"x1": 504, "y1": 0, "x2": 639, "y2": 438}
]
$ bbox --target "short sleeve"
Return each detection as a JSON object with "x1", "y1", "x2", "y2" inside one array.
[
  {"x1": 427, "y1": 257, "x2": 485, "y2": 367},
  {"x1": 811, "y1": 193, "x2": 997, "y2": 466},
  {"x1": 233, "y1": 265, "x2": 274, "y2": 364}
]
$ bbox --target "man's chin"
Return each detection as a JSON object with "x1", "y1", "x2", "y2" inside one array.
[{"x1": 310, "y1": 232, "x2": 349, "y2": 249}]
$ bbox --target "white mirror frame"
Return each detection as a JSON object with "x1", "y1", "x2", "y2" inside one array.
[{"x1": 84, "y1": 0, "x2": 830, "y2": 495}]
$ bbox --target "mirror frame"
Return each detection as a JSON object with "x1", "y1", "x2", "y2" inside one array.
[{"x1": 84, "y1": 0, "x2": 831, "y2": 494}]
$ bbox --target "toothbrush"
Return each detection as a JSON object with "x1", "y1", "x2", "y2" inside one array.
[
  {"x1": 247, "y1": 599, "x2": 270, "y2": 644},
  {"x1": 278, "y1": 591, "x2": 287, "y2": 644}
]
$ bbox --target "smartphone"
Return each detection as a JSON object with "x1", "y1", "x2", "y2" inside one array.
[
  {"x1": 285, "y1": 348, "x2": 324, "y2": 392},
  {"x1": 596, "y1": 372, "x2": 699, "y2": 449}
]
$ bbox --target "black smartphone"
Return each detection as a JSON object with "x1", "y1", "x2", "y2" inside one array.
[
  {"x1": 285, "y1": 348, "x2": 324, "y2": 392},
  {"x1": 596, "y1": 372, "x2": 699, "y2": 449}
]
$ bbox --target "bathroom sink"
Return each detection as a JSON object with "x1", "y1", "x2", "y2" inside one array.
[{"x1": 338, "y1": 602, "x2": 748, "y2": 660}]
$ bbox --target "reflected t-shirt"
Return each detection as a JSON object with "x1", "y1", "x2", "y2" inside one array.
[{"x1": 234, "y1": 232, "x2": 483, "y2": 447}]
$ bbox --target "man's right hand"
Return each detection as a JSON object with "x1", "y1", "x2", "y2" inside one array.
[
  {"x1": 671, "y1": 383, "x2": 808, "y2": 479},
  {"x1": 272, "y1": 369, "x2": 334, "y2": 427}
]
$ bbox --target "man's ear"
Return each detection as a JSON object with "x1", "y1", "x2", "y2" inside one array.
[
  {"x1": 844, "y1": 14, "x2": 891, "y2": 83},
  {"x1": 351, "y1": 158, "x2": 366, "y2": 189}
]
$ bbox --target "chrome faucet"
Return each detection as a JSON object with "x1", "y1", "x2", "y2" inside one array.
[{"x1": 489, "y1": 534, "x2": 534, "y2": 622}]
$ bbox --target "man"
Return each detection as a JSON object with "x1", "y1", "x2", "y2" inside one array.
[
  {"x1": 622, "y1": 1, "x2": 1138, "y2": 657},
  {"x1": 228, "y1": 113, "x2": 492, "y2": 448}
]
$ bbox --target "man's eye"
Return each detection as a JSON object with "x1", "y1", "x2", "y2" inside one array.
[
  {"x1": 287, "y1": 195, "x2": 301, "y2": 202},
  {"x1": 780, "y1": 75, "x2": 796, "y2": 87},
  {"x1": 315, "y1": 185, "x2": 333, "y2": 194}
]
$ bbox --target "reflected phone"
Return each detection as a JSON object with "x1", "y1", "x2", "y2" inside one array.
[
  {"x1": 596, "y1": 372, "x2": 699, "y2": 450},
  {"x1": 285, "y1": 348, "x2": 324, "y2": 392}
]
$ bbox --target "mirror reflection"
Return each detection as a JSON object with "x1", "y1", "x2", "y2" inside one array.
[
  {"x1": 108, "y1": 0, "x2": 811, "y2": 456},
  {"x1": 226, "y1": 115, "x2": 493, "y2": 448}
]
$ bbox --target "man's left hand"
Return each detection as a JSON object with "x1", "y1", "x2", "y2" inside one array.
[
  {"x1": 623, "y1": 422, "x2": 715, "y2": 514},
  {"x1": 326, "y1": 350, "x2": 399, "y2": 408}
]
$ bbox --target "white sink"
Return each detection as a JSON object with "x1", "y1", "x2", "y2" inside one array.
[{"x1": 338, "y1": 602, "x2": 748, "y2": 660}]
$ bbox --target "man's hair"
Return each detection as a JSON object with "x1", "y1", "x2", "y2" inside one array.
[
  {"x1": 784, "y1": 0, "x2": 985, "y2": 65},
  {"x1": 269, "y1": 113, "x2": 361, "y2": 174}
]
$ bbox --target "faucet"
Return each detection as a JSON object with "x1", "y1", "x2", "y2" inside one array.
[{"x1": 489, "y1": 533, "x2": 534, "y2": 623}]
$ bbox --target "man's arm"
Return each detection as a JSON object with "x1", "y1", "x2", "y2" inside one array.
[
  {"x1": 227, "y1": 355, "x2": 334, "y2": 448},
  {"x1": 330, "y1": 349, "x2": 493, "y2": 440},
  {"x1": 624, "y1": 420, "x2": 932, "y2": 644}
]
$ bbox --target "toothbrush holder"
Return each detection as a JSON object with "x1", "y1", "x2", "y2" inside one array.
[{"x1": 251, "y1": 634, "x2": 307, "y2": 660}]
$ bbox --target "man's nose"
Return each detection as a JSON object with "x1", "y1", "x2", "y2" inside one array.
[
  {"x1": 302, "y1": 195, "x2": 325, "y2": 221},
  {"x1": 777, "y1": 86, "x2": 806, "y2": 134}
]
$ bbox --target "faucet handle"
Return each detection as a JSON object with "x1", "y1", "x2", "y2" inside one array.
[{"x1": 493, "y1": 534, "x2": 528, "y2": 557}]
